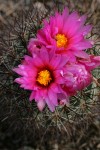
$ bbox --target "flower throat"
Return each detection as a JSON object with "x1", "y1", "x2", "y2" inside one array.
[{"x1": 37, "y1": 70, "x2": 52, "y2": 86}]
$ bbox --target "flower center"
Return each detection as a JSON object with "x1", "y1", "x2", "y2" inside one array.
[
  {"x1": 37, "y1": 70, "x2": 52, "y2": 86},
  {"x1": 56, "y1": 34, "x2": 68, "y2": 48}
]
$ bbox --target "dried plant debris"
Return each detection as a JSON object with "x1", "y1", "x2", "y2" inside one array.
[{"x1": 0, "y1": 0, "x2": 100, "y2": 150}]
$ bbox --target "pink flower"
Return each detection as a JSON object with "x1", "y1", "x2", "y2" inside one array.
[
  {"x1": 63, "y1": 63, "x2": 92, "y2": 94},
  {"x1": 13, "y1": 47, "x2": 69, "y2": 112},
  {"x1": 13, "y1": 7, "x2": 100, "y2": 112},
  {"x1": 28, "y1": 7, "x2": 93, "y2": 61},
  {"x1": 27, "y1": 38, "x2": 43, "y2": 56},
  {"x1": 78, "y1": 55, "x2": 100, "y2": 71}
]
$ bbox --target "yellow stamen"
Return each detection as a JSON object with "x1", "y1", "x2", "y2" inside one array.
[
  {"x1": 37, "y1": 70, "x2": 52, "y2": 86},
  {"x1": 56, "y1": 34, "x2": 68, "y2": 48}
]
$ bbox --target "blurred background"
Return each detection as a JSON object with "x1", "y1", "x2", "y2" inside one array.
[{"x1": 0, "y1": 0, "x2": 100, "y2": 150}]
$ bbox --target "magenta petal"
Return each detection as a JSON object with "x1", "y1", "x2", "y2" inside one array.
[
  {"x1": 79, "y1": 15, "x2": 87, "y2": 25},
  {"x1": 55, "y1": 13, "x2": 63, "y2": 32},
  {"x1": 62, "y1": 7, "x2": 69, "y2": 22},
  {"x1": 58, "y1": 55, "x2": 69, "y2": 67},
  {"x1": 40, "y1": 47, "x2": 49, "y2": 63},
  {"x1": 45, "y1": 98, "x2": 55, "y2": 112},
  {"x1": 13, "y1": 68, "x2": 23, "y2": 76},
  {"x1": 73, "y1": 50, "x2": 89, "y2": 58},
  {"x1": 90, "y1": 56, "x2": 100, "y2": 69},
  {"x1": 24, "y1": 55, "x2": 34, "y2": 65},
  {"x1": 70, "y1": 35, "x2": 83, "y2": 44},
  {"x1": 50, "y1": 83, "x2": 61, "y2": 93},
  {"x1": 91, "y1": 56, "x2": 100, "y2": 61},
  {"x1": 48, "y1": 89, "x2": 58, "y2": 106},
  {"x1": 50, "y1": 55, "x2": 61, "y2": 69},
  {"x1": 35, "y1": 90, "x2": 42, "y2": 100},
  {"x1": 29, "y1": 91, "x2": 35, "y2": 101},
  {"x1": 56, "y1": 76, "x2": 65, "y2": 84},
  {"x1": 14, "y1": 77, "x2": 23, "y2": 84},
  {"x1": 37, "y1": 100, "x2": 45, "y2": 111},
  {"x1": 72, "y1": 40, "x2": 92, "y2": 50},
  {"x1": 79, "y1": 55, "x2": 100, "y2": 71},
  {"x1": 33, "y1": 56, "x2": 44, "y2": 67},
  {"x1": 63, "y1": 11, "x2": 79, "y2": 34},
  {"x1": 37, "y1": 30, "x2": 48, "y2": 45},
  {"x1": 67, "y1": 15, "x2": 87, "y2": 36},
  {"x1": 27, "y1": 38, "x2": 35, "y2": 52},
  {"x1": 81, "y1": 25, "x2": 92, "y2": 36},
  {"x1": 43, "y1": 19, "x2": 49, "y2": 27}
]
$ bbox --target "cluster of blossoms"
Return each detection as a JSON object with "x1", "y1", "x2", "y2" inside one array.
[{"x1": 13, "y1": 8, "x2": 100, "y2": 112}]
